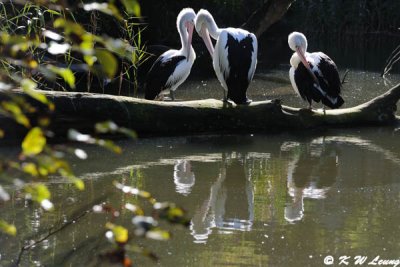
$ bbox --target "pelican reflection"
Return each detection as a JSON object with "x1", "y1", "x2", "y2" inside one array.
[
  {"x1": 284, "y1": 138, "x2": 338, "y2": 223},
  {"x1": 190, "y1": 153, "x2": 255, "y2": 243},
  {"x1": 173, "y1": 160, "x2": 195, "y2": 196}
]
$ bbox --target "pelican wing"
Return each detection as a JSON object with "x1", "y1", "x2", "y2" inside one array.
[
  {"x1": 312, "y1": 52, "x2": 341, "y2": 97},
  {"x1": 213, "y1": 30, "x2": 230, "y2": 91},
  {"x1": 144, "y1": 53, "x2": 186, "y2": 99}
]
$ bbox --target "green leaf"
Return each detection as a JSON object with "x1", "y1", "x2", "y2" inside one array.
[
  {"x1": 95, "y1": 121, "x2": 137, "y2": 139},
  {"x1": 95, "y1": 121, "x2": 118, "y2": 133},
  {"x1": 146, "y1": 229, "x2": 170, "y2": 241},
  {"x1": 21, "y1": 79, "x2": 50, "y2": 106},
  {"x1": 58, "y1": 168, "x2": 85, "y2": 190},
  {"x1": 24, "y1": 183, "x2": 53, "y2": 210},
  {"x1": 106, "y1": 223, "x2": 129, "y2": 243},
  {"x1": 84, "y1": 55, "x2": 96, "y2": 67},
  {"x1": 101, "y1": 140, "x2": 122, "y2": 154},
  {"x1": 54, "y1": 18, "x2": 85, "y2": 36},
  {"x1": 1, "y1": 101, "x2": 31, "y2": 128},
  {"x1": 22, "y1": 162, "x2": 39, "y2": 177},
  {"x1": 25, "y1": 183, "x2": 51, "y2": 202},
  {"x1": 48, "y1": 66, "x2": 76, "y2": 89},
  {"x1": 80, "y1": 37, "x2": 95, "y2": 54},
  {"x1": 122, "y1": 0, "x2": 141, "y2": 16},
  {"x1": 119, "y1": 127, "x2": 137, "y2": 139},
  {"x1": 114, "y1": 182, "x2": 154, "y2": 202},
  {"x1": 95, "y1": 49, "x2": 118, "y2": 79},
  {"x1": 22, "y1": 127, "x2": 46, "y2": 156},
  {"x1": 43, "y1": 9, "x2": 62, "y2": 16},
  {"x1": 0, "y1": 220, "x2": 16, "y2": 236},
  {"x1": 124, "y1": 203, "x2": 144, "y2": 215},
  {"x1": 72, "y1": 178, "x2": 85, "y2": 191}
]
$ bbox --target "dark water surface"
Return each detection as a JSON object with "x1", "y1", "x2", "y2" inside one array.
[{"x1": 1, "y1": 70, "x2": 400, "y2": 266}]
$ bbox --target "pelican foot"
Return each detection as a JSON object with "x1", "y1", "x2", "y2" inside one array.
[
  {"x1": 231, "y1": 98, "x2": 252, "y2": 105},
  {"x1": 221, "y1": 99, "x2": 234, "y2": 107},
  {"x1": 241, "y1": 98, "x2": 252, "y2": 105},
  {"x1": 316, "y1": 107, "x2": 327, "y2": 115}
]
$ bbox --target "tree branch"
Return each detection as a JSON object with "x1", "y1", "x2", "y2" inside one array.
[
  {"x1": 1, "y1": 83, "x2": 400, "y2": 141},
  {"x1": 241, "y1": 0, "x2": 295, "y2": 37}
]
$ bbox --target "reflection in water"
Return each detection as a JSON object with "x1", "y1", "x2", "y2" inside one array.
[
  {"x1": 173, "y1": 160, "x2": 195, "y2": 195},
  {"x1": 190, "y1": 153, "x2": 254, "y2": 243},
  {"x1": 284, "y1": 138, "x2": 338, "y2": 223},
  {"x1": 3, "y1": 128, "x2": 400, "y2": 266}
]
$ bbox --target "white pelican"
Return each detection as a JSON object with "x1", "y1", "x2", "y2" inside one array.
[
  {"x1": 288, "y1": 31, "x2": 344, "y2": 109},
  {"x1": 144, "y1": 8, "x2": 196, "y2": 100},
  {"x1": 195, "y1": 9, "x2": 257, "y2": 104}
]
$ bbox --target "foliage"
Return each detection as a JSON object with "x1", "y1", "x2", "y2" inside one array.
[
  {"x1": 0, "y1": 0, "x2": 147, "y2": 95},
  {"x1": 94, "y1": 182, "x2": 190, "y2": 266},
  {"x1": 0, "y1": 1, "x2": 190, "y2": 265}
]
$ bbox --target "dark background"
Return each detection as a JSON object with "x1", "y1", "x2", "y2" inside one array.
[{"x1": 135, "y1": 0, "x2": 400, "y2": 73}]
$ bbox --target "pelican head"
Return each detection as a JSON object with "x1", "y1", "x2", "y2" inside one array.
[
  {"x1": 288, "y1": 31, "x2": 313, "y2": 73},
  {"x1": 177, "y1": 8, "x2": 196, "y2": 59},
  {"x1": 195, "y1": 9, "x2": 217, "y2": 57},
  {"x1": 288, "y1": 32, "x2": 308, "y2": 54}
]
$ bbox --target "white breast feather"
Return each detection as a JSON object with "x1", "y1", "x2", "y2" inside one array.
[
  {"x1": 213, "y1": 30, "x2": 230, "y2": 91},
  {"x1": 164, "y1": 47, "x2": 196, "y2": 93},
  {"x1": 289, "y1": 67, "x2": 301, "y2": 96},
  {"x1": 247, "y1": 33, "x2": 258, "y2": 82}
]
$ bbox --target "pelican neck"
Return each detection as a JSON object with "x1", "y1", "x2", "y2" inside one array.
[{"x1": 178, "y1": 20, "x2": 189, "y2": 52}]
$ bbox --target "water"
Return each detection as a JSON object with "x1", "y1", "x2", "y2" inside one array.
[{"x1": 1, "y1": 69, "x2": 400, "y2": 266}]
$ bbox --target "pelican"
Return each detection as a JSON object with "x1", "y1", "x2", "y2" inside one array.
[
  {"x1": 288, "y1": 32, "x2": 344, "y2": 109},
  {"x1": 144, "y1": 8, "x2": 196, "y2": 100},
  {"x1": 195, "y1": 9, "x2": 257, "y2": 104}
]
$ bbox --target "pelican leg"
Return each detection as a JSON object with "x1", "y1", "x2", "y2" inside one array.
[
  {"x1": 222, "y1": 90, "x2": 228, "y2": 103},
  {"x1": 170, "y1": 91, "x2": 175, "y2": 101}
]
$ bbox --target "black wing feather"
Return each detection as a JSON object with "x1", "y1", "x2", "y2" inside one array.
[
  {"x1": 144, "y1": 55, "x2": 186, "y2": 100},
  {"x1": 225, "y1": 34, "x2": 254, "y2": 104},
  {"x1": 316, "y1": 53, "x2": 343, "y2": 108},
  {"x1": 316, "y1": 53, "x2": 341, "y2": 97},
  {"x1": 294, "y1": 63, "x2": 321, "y2": 105},
  {"x1": 294, "y1": 52, "x2": 343, "y2": 108}
]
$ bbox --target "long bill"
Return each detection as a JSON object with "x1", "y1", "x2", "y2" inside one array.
[
  {"x1": 200, "y1": 26, "x2": 214, "y2": 57},
  {"x1": 296, "y1": 47, "x2": 320, "y2": 85},
  {"x1": 186, "y1": 22, "x2": 194, "y2": 60}
]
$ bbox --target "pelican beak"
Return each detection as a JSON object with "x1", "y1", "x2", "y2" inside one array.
[
  {"x1": 200, "y1": 26, "x2": 214, "y2": 57},
  {"x1": 296, "y1": 46, "x2": 310, "y2": 70},
  {"x1": 186, "y1": 21, "x2": 194, "y2": 60},
  {"x1": 296, "y1": 46, "x2": 318, "y2": 83}
]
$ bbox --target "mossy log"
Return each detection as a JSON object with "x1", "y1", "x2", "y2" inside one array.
[{"x1": 1, "y1": 83, "x2": 400, "y2": 140}]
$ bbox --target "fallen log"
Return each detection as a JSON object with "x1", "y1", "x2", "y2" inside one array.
[{"x1": 1, "y1": 83, "x2": 400, "y2": 140}]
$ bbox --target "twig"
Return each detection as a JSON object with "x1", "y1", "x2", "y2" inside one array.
[
  {"x1": 382, "y1": 44, "x2": 400, "y2": 77},
  {"x1": 14, "y1": 209, "x2": 92, "y2": 266},
  {"x1": 341, "y1": 69, "x2": 350, "y2": 85}
]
